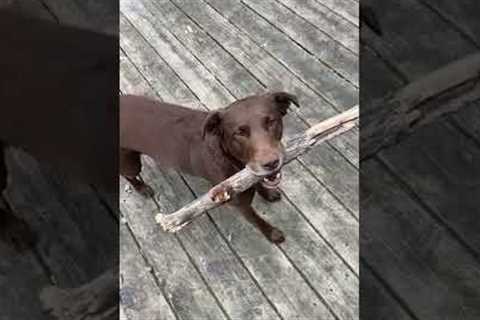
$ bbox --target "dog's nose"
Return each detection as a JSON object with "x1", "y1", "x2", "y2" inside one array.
[{"x1": 263, "y1": 159, "x2": 280, "y2": 171}]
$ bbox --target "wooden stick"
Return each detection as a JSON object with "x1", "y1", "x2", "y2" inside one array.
[
  {"x1": 155, "y1": 106, "x2": 359, "y2": 232},
  {"x1": 361, "y1": 52, "x2": 480, "y2": 159}
]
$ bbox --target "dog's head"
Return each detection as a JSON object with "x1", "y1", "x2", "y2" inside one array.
[{"x1": 202, "y1": 92, "x2": 299, "y2": 187}]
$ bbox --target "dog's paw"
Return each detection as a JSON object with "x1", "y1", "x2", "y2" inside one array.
[
  {"x1": 268, "y1": 228, "x2": 285, "y2": 244},
  {"x1": 208, "y1": 184, "x2": 233, "y2": 203},
  {"x1": 259, "y1": 188, "x2": 282, "y2": 202}
]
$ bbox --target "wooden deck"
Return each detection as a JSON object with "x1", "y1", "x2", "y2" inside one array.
[
  {"x1": 1, "y1": 2, "x2": 117, "y2": 319},
  {"x1": 119, "y1": 0, "x2": 359, "y2": 319},
  {"x1": 361, "y1": 1, "x2": 480, "y2": 319}
]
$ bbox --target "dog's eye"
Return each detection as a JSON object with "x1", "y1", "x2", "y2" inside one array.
[
  {"x1": 265, "y1": 117, "x2": 277, "y2": 128},
  {"x1": 234, "y1": 125, "x2": 250, "y2": 137}
]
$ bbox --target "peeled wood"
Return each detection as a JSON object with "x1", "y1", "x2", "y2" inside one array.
[
  {"x1": 155, "y1": 106, "x2": 359, "y2": 232},
  {"x1": 361, "y1": 52, "x2": 480, "y2": 159}
]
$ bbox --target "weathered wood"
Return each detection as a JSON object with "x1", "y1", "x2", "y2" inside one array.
[
  {"x1": 380, "y1": 119, "x2": 480, "y2": 255},
  {"x1": 202, "y1": 0, "x2": 358, "y2": 107},
  {"x1": 242, "y1": 0, "x2": 358, "y2": 84},
  {"x1": 120, "y1": 37, "x2": 356, "y2": 318},
  {"x1": 120, "y1": 177, "x2": 228, "y2": 320},
  {"x1": 141, "y1": 161, "x2": 283, "y2": 320},
  {"x1": 156, "y1": 106, "x2": 358, "y2": 232},
  {"x1": 128, "y1": 0, "x2": 359, "y2": 218},
  {"x1": 40, "y1": 0, "x2": 118, "y2": 35},
  {"x1": 40, "y1": 267, "x2": 118, "y2": 320},
  {"x1": 276, "y1": 0, "x2": 358, "y2": 53},
  {"x1": 361, "y1": 52, "x2": 480, "y2": 160},
  {"x1": 119, "y1": 224, "x2": 176, "y2": 320},
  {"x1": 179, "y1": 172, "x2": 357, "y2": 320},
  {"x1": 417, "y1": 0, "x2": 480, "y2": 47},
  {"x1": 120, "y1": 20, "x2": 358, "y2": 319},
  {"x1": 362, "y1": 159, "x2": 480, "y2": 319}
]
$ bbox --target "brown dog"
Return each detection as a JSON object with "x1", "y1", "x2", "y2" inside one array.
[{"x1": 120, "y1": 92, "x2": 299, "y2": 243}]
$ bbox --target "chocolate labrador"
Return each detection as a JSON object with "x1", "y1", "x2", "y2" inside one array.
[{"x1": 120, "y1": 92, "x2": 299, "y2": 243}]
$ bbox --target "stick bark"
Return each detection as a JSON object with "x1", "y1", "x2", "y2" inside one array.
[
  {"x1": 361, "y1": 52, "x2": 480, "y2": 159},
  {"x1": 156, "y1": 106, "x2": 359, "y2": 232}
]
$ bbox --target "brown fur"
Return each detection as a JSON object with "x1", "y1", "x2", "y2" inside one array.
[{"x1": 120, "y1": 92, "x2": 299, "y2": 243}]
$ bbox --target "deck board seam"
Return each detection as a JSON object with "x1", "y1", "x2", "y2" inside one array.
[
  {"x1": 36, "y1": 0, "x2": 60, "y2": 24},
  {"x1": 311, "y1": 0, "x2": 358, "y2": 26},
  {"x1": 121, "y1": 12, "x2": 205, "y2": 105},
  {"x1": 296, "y1": 158, "x2": 359, "y2": 221},
  {"x1": 120, "y1": 46, "x2": 356, "y2": 317},
  {"x1": 239, "y1": 0, "x2": 359, "y2": 88},
  {"x1": 121, "y1": 6, "x2": 357, "y2": 212},
  {"x1": 122, "y1": 219, "x2": 182, "y2": 320},
  {"x1": 147, "y1": 182, "x2": 234, "y2": 320},
  {"x1": 119, "y1": 47, "x2": 165, "y2": 102},
  {"x1": 278, "y1": 189, "x2": 359, "y2": 277},
  {"x1": 276, "y1": 244, "x2": 342, "y2": 320},
  {"x1": 375, "y1": 156, "x2": 480, "y2": 263},
  {"x1": 415, "y1": 0, "x2": 480, "y2": 49},
  {"x1": 360, "y1": 258, "x2": 420, "y2": 320},
  {"x1": 274, "y1": 0, "x2": 358, "y2": 56},
  {"x1": 176, "y1": 173, "x2": 285, "y2": 320},
  {"x1": 199, "y1": 0, "x2": 359, "y2": 108},
  {"x1": 152, "y1": 0, "x2": 359, "y2": 169}
]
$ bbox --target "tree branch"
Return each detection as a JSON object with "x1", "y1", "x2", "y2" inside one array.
[
  {"x1": 361, "y1": 52, "x2": 480, "y2": 159},
  {"x1": 155, "y1": 106, "x2": 359, "y2": 232}
]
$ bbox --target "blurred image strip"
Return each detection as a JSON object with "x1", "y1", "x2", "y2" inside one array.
[{"x1": 0, "y1": 2, "x2": 118, "y2": 319}]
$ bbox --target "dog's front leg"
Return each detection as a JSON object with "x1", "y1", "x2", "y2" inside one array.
[
  {"x1": 234, "y1": 199, "x2": 285, "y2": 244},
  {"x1": 255, "y1": 183, "x2": 282, "y2": 202}
]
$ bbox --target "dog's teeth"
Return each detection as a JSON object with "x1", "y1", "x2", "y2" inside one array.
[{"x1": 276, "y1": 172, "x2": 281, "y2": 178}]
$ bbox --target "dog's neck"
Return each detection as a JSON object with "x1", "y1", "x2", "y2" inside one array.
[{"x1": 204, "y1": 134, "x2": 243, "y2": 174}]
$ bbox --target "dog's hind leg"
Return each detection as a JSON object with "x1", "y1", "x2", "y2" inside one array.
[{"x1": 120, "y1": 148, "x2": 154, "y2": 197}]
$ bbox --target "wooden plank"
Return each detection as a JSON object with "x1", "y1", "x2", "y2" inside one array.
[
  {"x1": 3, "y1": 148, "x2": 109, "y2": 286},
  {"x1": 149, "y1": 165, "x2": 342, "y2": 320},
  {"x1": 0, "y1": 239, "x2": 51, "y2": 319},
  {"x1": 417, "y1": 0, "x2": 480, "y2": 47},
  {"x1": 120, "y1": 45, "x2": 283, "y2": 319},
  {"x1": 119, "y1": 11, "x2": 358, "y2": 319},
  {"x1": 134, "y1": 0, "x2": 359, "y2": 214},
  {"x1": 360, "y1": 263, "x2": 415, "y2": 320},
  {"x1": 379, "y1": 119, "x2": 480, "y2": 256},
  {"x1": 142, "y1": 162, "x2": 282, "y2": 320},
  {"x1": 40, "y1": 0, "x2": 117, "y2": 35},
  {"x1": 119, "y1": 50, "x2": 158, "y2": 100},
  {"x1": 120, "y1": 0, "x2": 358, "y2": 267},
  {"x1": 120, "y1": 178, "x2": 228, "y2": 320},
  {"x1": 361, "y1": 0, "x2": 477, "y2": 80},
  {"x1": 202, "y1": 0, "x2": 359, "y2": 96},
  {"x1": 119, "y1": 30, "x2": 354, "y2": 320},
  {"x1": 312, "y1": 0, "x2": 358, "y2": 27},
  {"x1": 0, "y1": 0, "x2": 57, "y2": 22},
  {"x1": 146, "y1": 0, "x2": 359, "y2": 167},
  {"x1": 362, "y1": 159, "x2": 480, "y2": 319},
  {"x1": 243, "y1": 0, "x2": 359, "y2": 83},
  {"x1": 450, "y1": 101, "x2": 480, "y2": 142},
  {"x1": 120, "y1": 223, "x2": 177, "y2": 320},
  {"x1": 277, "y1": 0, "x2": 358, "y2": 52},
  {"x1": 359, "y1": 44, "x2": 405, "y2": 107}
]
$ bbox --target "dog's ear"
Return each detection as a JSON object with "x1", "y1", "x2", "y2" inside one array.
[
  {"x1": 268, "y1": 92, "x2": 300, "y2": 115},
  {"x1": 202, "y1": 112, "x2": 222, "y2": 139}
]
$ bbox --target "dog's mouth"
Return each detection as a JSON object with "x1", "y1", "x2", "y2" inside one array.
[{"x1": 261, "y1": 171, "x2": 282, "y2": 189}]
